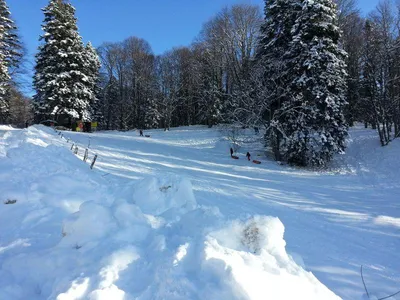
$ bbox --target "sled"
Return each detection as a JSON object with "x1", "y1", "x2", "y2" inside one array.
[
  {"x1": 253, "y1": 160, "x2": 261, "y2": 164},
  {"x1": 145, "y1": 135, "x2": 151, "y2": 138},
  {"x1": 231, "y1": 155, "x2": 239, "y2": 160}
]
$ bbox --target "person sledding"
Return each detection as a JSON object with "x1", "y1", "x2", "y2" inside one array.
[
  {"x1": 246, "y1": 152, "x2": 251, "y2": 161},
  {"x1": 230, "y1": 147, "x2": 239, "y2": 159}
]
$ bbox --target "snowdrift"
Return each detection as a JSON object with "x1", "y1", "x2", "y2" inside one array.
[{"x1": 0, "y1": 126, "x2": 339, "y2": 299}]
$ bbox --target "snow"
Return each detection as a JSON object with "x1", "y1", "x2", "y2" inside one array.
[{"x1": 0, "y1": 125, "x2": 399, "y2": 299}]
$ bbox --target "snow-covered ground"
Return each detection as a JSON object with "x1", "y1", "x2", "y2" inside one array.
[{"x1": 0, "y1": 125, "x2": 399, "y2": 299}]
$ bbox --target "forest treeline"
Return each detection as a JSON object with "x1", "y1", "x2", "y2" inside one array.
[{"x1": 1, "y1": 0, "x2": 400, "y2": 166}]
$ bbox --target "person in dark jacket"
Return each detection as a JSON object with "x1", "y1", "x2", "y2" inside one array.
[
  {"x1": 230, "y1": 147, "x2": 234, "y2": 157},
  {"x1": 246, "y1": 152, "x2": 251, "y2": 161},
  {"x1": 140, "y1": 129, "x2": 143, "y2": 137}
]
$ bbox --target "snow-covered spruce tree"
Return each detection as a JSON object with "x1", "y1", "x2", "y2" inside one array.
[
  {"x1": 283, "y1": 0, "x2": 348, "y2": 166},
  {"x1": 33, "y1": 0, "x2": 92, "y2": 123},
  {"x1": 0, "y1": 0, "x2": 23, "y2": 74},
  {"x1": 0, "y1": 0, "x2": 22, "y2": 123},
  {"x1": 256, "y1": 0, "x2": 299, "y2": 161},
  {"x1": 0, "y1": 25, "x2": 10, "y2": 123}
]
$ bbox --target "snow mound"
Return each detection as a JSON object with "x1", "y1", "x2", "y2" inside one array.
[
  {"x1": 132, "y1": 174, "x2": 197, "y2": 217},
  {"x1": 0, "y1": 126, "x2": 339, "y2": 299},
  {"x1": 203, "y1": 217, "x2": 340, "y2": 299}
]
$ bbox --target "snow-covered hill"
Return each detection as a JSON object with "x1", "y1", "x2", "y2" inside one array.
[{"x1": 0, "y1": 125, "x2": 399, "y2": 300}]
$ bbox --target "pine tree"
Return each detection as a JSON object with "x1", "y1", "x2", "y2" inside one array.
[
  {"x1": 283, "y1": 0, "x2": 348, "y2": 166},
  {"x1": 0, "y1": 25, "x2": 10, "y2": 123},
  {"x1": 0, "y1": 0, "x2": 22, "y2": 123},
  {"x1": 256, "y1": 0, "x2": 299, "y2": 161},
  {"x1": 33, "y1": 0, "x2": 91, "y2": 123},
  {"x1": 0, "y1": 0, "x2": 22, "y2": 74}
]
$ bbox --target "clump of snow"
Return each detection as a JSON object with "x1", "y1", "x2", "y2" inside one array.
[
  {"x1": 132, "y1": 174, "x2": 197, "y2": 217},
  {"x1": 204, "y1": 217, "x2": 339, "y2": 299},
  {"x1": 61, "y1": 201, "x2": 118, "y2": 247},
  {"x1": 0, "y1": 125, "x2": 340, "y2": 299}
]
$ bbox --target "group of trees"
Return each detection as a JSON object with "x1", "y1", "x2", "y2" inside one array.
[
  {"x1": 96, "y1": 4, "x2": 263, "y2": 131},
  {"x1": 2, "y1": 0, "x2": 400, "y2": 166},
  {"x1": 341, "y1": 0, "x2": 400, "y2": 146},
  {"x1": 0, "y1": 0, "x2": 26, "y2": 125},
  {"x1": 95, "y1": 0, "x2": 350, "y2": 166}
]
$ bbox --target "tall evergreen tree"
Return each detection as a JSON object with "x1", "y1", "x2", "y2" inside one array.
[
  {"x1": 256, "y1": 0, "x2": 299, "y2": 160},
  {"x1": 0, "y1": 0, "x2": 22, "y2": 123},
  {"x1": 283, "y1": 0, "x2": 348, "y2": 166},
  {"x1": 33, "y1": 0, "x2": 92, "y2": 123},
  {"x1": 0, "y1": 25, "x2": 9, "y2": 123},
  {"x1": 0, "y1": 0, "x2": 22, "y2": 74}
]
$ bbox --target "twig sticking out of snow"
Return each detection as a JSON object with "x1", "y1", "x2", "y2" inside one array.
[
  {"x1": 361, "y1": 265, "x2": 400, "y2": 300},
  {"x1": 379, "y1": 290, "x2": 400, "y2": 300},
  {"x1": 361, "y1": 266, "x2": 370, "y2": 299},
  {"x1": 159, "y1": 185, "x2": 172, "y2": 192}
]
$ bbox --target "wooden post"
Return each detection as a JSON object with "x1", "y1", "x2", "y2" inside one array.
[
  {"x1": 83, "y1": 149, "x2": 88, "y2": 162},
  {"x1": 90, "y1": 155, "x2": 98, "y2": 169},
  {"x1": 70, "y1": 143, "x2": 74, "y2": 151}
]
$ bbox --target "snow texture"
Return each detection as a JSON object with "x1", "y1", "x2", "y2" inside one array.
[
  {"x1": 0, "y1": 125, "x2": 343, "y2": 299},
  {"x1": 0, "y1": 124, "x2": 399, "y2": 299}
]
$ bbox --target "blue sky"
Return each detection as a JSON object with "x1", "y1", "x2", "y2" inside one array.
[
  {"x1": 8, "y1": 0, "x2": 381, "y2": 56},
  {"x1": 7, "y1": 0, "x2": 380, "y2": 92}
]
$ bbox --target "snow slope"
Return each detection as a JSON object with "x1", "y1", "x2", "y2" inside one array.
[
  {"x1": 0, "y1": 125, "x2": 340, "y2": 299},
  {"x1": 0, "y1": 125, "x2": 399, "y2": 299}
]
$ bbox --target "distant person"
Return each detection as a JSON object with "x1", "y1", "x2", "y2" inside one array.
[
  {"x1": 230, "y1": 147, "x2": 234, "y2": 157},
  {"x1": 25, "y1": 121, "x2": 29, "y2": 128},
  {"x1": 246, "y1": 152, "x2": 251, "y2": 161},
  {"x1": 140, "y1": 129, "x2": 143, "y2": 137}
]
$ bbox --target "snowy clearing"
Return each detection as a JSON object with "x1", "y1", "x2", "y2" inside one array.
[{"x1": 0, "y1": 125, "x2": 399, "y2": 300}]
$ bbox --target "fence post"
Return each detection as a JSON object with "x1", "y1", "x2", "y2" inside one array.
[
  {"x1": 90, "y1": 155, "x2": 98, "y2": 169},
  {"x1": 83, "y1": 149, "x2": 88, "y2": 162},
  {"x1": 70, "y1": 143, "x2": 74, "y2": 151},
  {"x1": 74, "y1": 146, "x2": 78, "y2": 155}
]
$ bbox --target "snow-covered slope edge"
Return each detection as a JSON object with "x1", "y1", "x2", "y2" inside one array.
[{"x1": 0, "y1": 126, "x2": 339, "y2": 300}]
